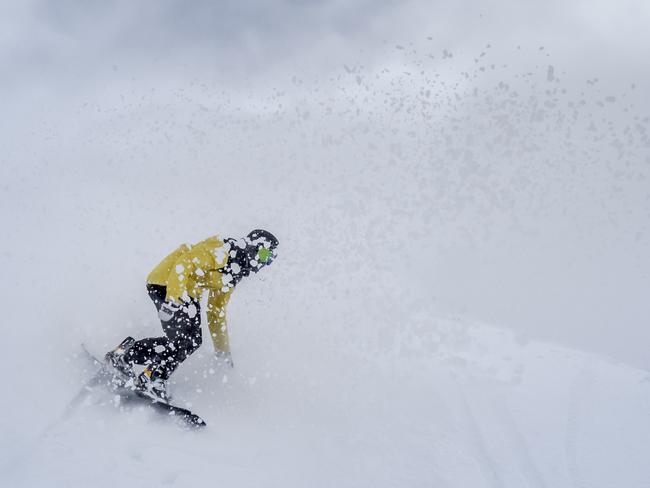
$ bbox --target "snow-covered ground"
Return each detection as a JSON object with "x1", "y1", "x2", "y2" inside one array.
[
  {"x1": 4, "y1": 316, "x2": 650, "y2": 487},
  {"x1": 2, "y1": 2, "x2": 650, "y2": 487}
]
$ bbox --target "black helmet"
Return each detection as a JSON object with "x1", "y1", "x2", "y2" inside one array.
[
  {"x1": 219, "y1": 229, "x2": 279, "y2": 287},
  {"x1": 246, "y1": 229, "x2": 279, "y2": 267}
]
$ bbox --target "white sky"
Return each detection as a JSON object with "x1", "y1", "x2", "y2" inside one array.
[{"x1": 1, "y1": 0, "x2": 649, "y2": 367}]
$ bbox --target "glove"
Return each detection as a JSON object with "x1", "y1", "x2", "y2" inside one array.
[
  {"x1": 214, "y1": 350, "x2": 234, "y2": 368},
  {"x1": 158, "y1": 301, "x2": 180, "y2": 322}
]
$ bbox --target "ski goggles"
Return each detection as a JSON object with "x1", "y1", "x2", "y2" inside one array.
[{"x1": 256, "y1": 246, "x2": 275, "y2": 265}]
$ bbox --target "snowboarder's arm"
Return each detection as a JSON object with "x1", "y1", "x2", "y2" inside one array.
[{"x1": 206, "y1": 289, "x2": 233, "y2": 354}]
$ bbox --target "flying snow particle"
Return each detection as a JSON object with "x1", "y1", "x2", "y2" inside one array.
[
  {"x1": 213, "y1": 245, "x2": 228, "y2": 264},
  {"x1": 547, "y1": 65, "x2": 555, "y2": 82}
]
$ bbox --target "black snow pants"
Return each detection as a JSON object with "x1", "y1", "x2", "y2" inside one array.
[{"x1": 125, "y1": 284, "x2": 202, "y2": 380}]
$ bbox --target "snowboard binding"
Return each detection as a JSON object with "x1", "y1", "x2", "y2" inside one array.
[
  {"x1": 104, "y1": 336, "x2": 136, "y2": 386},
  {"x1": 135, "y1": 366, "x2": 169, "y2": 403}
]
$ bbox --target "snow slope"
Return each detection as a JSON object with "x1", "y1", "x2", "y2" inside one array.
[
  {"x1": 2, "y1": 4, "x2": 650, "y2": 485},
  {"x1": 3, "y1": 316, "x2": 649, "y2": 487}
]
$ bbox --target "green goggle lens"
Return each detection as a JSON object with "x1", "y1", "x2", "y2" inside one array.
[{"x1": 257, "y1": 247, "x2": 273, "y2": 263}]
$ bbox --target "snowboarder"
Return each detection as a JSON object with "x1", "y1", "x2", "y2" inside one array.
[{"x1": 105, "y1": 229, "x2": 278, "y2": 401}]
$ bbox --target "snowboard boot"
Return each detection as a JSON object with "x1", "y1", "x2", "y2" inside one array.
[
  {"x1": 105, "y1": 336, "x2": 136, "y2": 381},
  {"x1": 135, "y1": 366, "x2": 169, "y2": 403}
]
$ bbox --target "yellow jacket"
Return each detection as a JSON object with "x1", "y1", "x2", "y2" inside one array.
[{"x1": 147, "y1": 236, "x2": 234, "y2": 354}]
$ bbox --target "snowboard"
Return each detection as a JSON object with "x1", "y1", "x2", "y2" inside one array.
[{"x1": 81, "y1": 343, "x2": 207, "y2": 428}]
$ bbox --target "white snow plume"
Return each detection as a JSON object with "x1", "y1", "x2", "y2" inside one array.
[{"x1": 1, "y1": 1, "x2": 650, "y2": 487}]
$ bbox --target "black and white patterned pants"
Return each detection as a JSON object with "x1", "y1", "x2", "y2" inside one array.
[{"x1": 125, "y1": 284, "x2": 202, "y2": 379}]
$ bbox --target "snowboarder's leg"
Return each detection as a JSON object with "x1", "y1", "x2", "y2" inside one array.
[
  {"x1": 153, "y1": 298, "x2": 202, "y2": 378},
  {"x1": 133, "y1": 284, "x2": 202, "y2": 400},
  {"x1": 121, "y1": 286, "x2": 176, "y2": 367},
  {"x1": 146, "y1": 283, "x2": 168, "y2": 309},
  {"x1": 124, "y1": 336, "x2": 172, "y2": 367}
]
